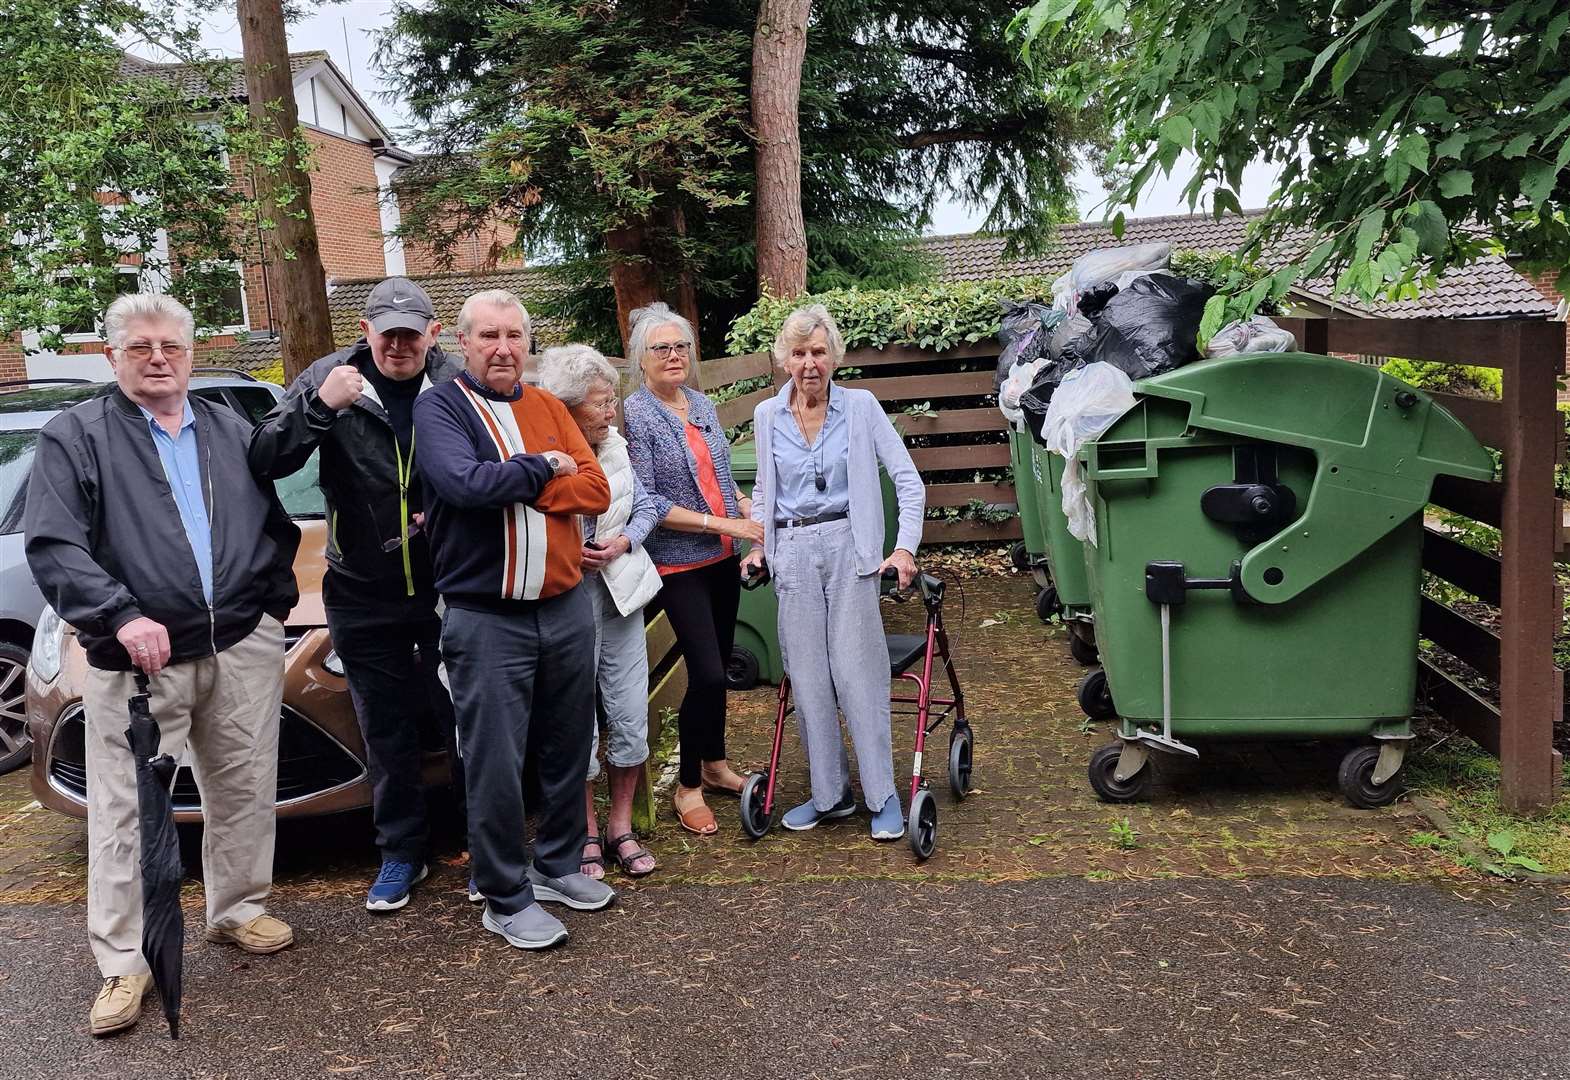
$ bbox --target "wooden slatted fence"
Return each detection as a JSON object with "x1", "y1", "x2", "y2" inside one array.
[
  {"x1": 699, "y1": 344, "x2": 1021, "y2": 545},
  {"x1": 1276, "y1": 316, "x2": 1566, "y2": 814}
]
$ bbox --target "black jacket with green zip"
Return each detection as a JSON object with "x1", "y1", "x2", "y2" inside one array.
[{"x1": 248, "y1": 341, "x2": 462, "y2": 600}]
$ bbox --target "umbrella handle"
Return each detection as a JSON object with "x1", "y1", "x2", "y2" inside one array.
[{"x1": 134, "y1": 671, "x2": 151, "y2": 695}]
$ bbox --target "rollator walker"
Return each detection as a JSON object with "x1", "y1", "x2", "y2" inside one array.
[{"x1": 737, "y1": 566, "x2": 972, "y2": 859}]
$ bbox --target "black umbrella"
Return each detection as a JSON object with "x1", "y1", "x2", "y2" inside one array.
[{"x1": 125, "y1": 672, "x2": 183, "y2": 1039}]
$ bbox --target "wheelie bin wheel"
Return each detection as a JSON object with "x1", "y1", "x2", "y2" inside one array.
[
  {"x1": 948, "y1": 726, "x2": 974, "y2": 800},
  {"x1": 908, "y1": 788, "x2": 937, "y2": 860},
  {"x1": 1035, "y1": 586, "x2": 1061, "y2": 623},
  {"x1": 1337, "y1": 745, "x2": 1404, "y2": 809},
  {"x1": 739, "y1": 772, "x2": 773, "y2": 838},
  {"x1": 1076, "y1": 669, "x2": 1116, "y2": 720},
  {"x1": 726, "y1": 646, "x2": 761, "y2": 691},
  {"x1": 1088, "y1": 742, "x2": 1151, "y2": 803},
  {"x1": 1010, "y1": 541, "x2": 1032, "y2": 572},
  {"x1": 1067, "y1": 629, "x2": 1099, "y2": 666}
]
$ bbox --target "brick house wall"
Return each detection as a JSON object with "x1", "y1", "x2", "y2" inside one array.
[
  {"x1": 405, "y1": 220, "x2": 523, "y2": 276},
  {"x1": 1509, "y1": 264, "x2": 1569, "y2": 400}
]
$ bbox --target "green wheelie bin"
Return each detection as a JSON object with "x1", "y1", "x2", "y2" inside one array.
[
  {"x1": 726, "y1": 438, "x2": 899, "y2": 689},
  {"x1": 1078, "y1": 352, "x2": 1494, "y2": 808},
  {"x1": 1030, "y1": 437, "x2": 1100, "y2": 666},
  {"x1": 1008, "y1": 425, "x2": 1052, "y2": 585}
]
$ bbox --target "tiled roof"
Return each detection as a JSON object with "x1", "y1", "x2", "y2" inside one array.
[
  {"x1": 119, "y1": 50, "x2": 330, "y2": 102},
  {"x1": 919, "y1": 211, "x2": 1557, "y2": 320},
  {"x1": 212, "y1": 267, "x2": 568, "y2": 373}
]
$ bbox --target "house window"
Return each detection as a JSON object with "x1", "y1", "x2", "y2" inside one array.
[
  {"x1": 189, "y1": 264, "x2": 248, "y2": 332},
  {"x1": 60, "y1": 268, "x2": 140, "y2": 341}
]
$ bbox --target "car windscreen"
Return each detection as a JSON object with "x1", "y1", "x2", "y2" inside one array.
[
  {"x1": 0, "y1": 430, "x2": 37, "y2": 535},
  {"x1": 276, "y1": 450, "x2": 325, "y2": 519}
]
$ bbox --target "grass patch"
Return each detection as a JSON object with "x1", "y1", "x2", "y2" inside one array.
[{"x1": 1405, "y1": 738, "x2": 1570, "y2": 875}]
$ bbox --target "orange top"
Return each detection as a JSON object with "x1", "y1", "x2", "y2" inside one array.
[{"x1": 656, "y1": 420, "x2": 734, "y2": 576}]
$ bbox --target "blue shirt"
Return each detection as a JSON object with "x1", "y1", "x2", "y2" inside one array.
[
  {"x1": 140, "y1": 401, "x2": 214, "y2": 605},
  {"x1": 771, "y1": 382, "x2": 850, "y2": 521}
]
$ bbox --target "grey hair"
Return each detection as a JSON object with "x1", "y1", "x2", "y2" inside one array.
[
  {"x1": 538, "y1": 343, "x2": 620, "y2": 406},
  {"x1": 457, "y1": 289, "x2": 532, "y2": 338},
  {"x1": 625, "y1": 301, "x2": 696, "y2": 389},
  {"x1": 772, "y1": 304, "x2": 846, "y2": 369},
  {"x1": 103, "y1": 293, "x2": 195, "y2": 350}
]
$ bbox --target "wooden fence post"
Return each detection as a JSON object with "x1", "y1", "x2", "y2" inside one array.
[{"x1": 1498, "y1": 321, "x2": 1564, "y2": 813}]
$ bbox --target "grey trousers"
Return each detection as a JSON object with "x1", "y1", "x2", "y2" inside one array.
[
  {"x1": 584, "y1": 574, "x2": 651, "y2": 780},
  {"x1": 82, "y1": 615, "x2": 285, "y2": 977},
  {"x1": 772, "y1": 519, "x2": 896, "y2": 812},
  {"x1": 441, "y1": 586, "x2": 594, "y2": 915}
]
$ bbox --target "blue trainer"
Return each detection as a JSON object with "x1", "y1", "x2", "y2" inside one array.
[
  {"x1": 365, "y1": 859, "x2": 428, "y2": 912},
  {"x1": 781, "y1": 789, "x2": 856, "y2": 831},
  {"x1": 870, "y1": 795, "x2": 905, "y2": 841}
]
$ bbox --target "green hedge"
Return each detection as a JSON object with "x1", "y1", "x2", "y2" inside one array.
[
  {"x1": 726, "y1": 277, "x2": 1053, "y2": 356},
  {"x1": 726, "y1": 247, "x2": 1287, "y2": 355}
]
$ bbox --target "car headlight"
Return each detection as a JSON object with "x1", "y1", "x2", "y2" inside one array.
[
  {"x1": 322, "y1": 650, "x2": 345, "y2": 677},
  {"x1": 31, "y1": 605, "x2": 65, "y2": 682}
]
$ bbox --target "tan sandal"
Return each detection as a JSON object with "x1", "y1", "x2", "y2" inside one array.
[
  {"x1": 673, "y1": 785, "x2": 718, "y2": 835},
  {"x1": 700, "y1": 759, "x2": 747, "y2": 797}
]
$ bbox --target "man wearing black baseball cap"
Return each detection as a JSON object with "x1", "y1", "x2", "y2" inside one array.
[{"x1": 249, "y1": 277, "x2": 464, "y2": 912}]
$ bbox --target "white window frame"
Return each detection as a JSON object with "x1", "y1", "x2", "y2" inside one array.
[
  {"x1": 60, "y1": 266, "x2": 142, "y2": 344},
  {"x1": 190, "y1": 261, "x2": 250, "y2": 336}
]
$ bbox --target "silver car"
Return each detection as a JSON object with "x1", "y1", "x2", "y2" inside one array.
[{"x1": 0, "y1": 373, "x2": 287, "y2": 773}]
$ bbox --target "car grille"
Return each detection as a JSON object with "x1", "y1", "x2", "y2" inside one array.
[{"x1": 48, "y1": 703, "x2": 364, "y2": 812}]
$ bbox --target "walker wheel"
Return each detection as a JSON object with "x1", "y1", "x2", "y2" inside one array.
[
  {"x1": 1337, "y1": 745, "x2": 1403, "y2": 809},
  {"x1": 739, "y1": 772, "x2": 773, "y2": 838},
  {"x1": 1088, "y1": 742, "x2": 1151, "y2": 803},
  {"x1": 1076, "y1": 669, "x2": 1116, "y2": 721},
  {"x1": 1067, "y1": 630, "x2": 1099, "y2": 666},
  {"x1": 1035, "y1": 586, "x2": 1061, "y2": 623},
  {"x1": 908, "y1": 788, "x2": 937, "y2": 860},
  {"x1": 948, "y1": 726, "x2": 974, "y2": 800}
]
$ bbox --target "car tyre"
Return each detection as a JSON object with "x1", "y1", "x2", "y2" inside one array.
[{"x1": 0, "y1": 642, "x2": 32, "y2": 775}]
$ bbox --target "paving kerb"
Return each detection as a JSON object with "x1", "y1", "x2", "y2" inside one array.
[{"x1": 0, "y1": 573, "x2": 1459, "y2": 906}]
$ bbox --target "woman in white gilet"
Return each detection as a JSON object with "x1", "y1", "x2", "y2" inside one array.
[{"x1": 539, "y1": 345, "x2": 663, "y2": 878}]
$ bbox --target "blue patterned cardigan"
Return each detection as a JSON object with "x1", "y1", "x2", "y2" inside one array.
[{"x1": 622, "y1": 384, "x2": 743, "y2": 569}]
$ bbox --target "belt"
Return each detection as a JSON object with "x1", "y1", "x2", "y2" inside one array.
[{"x1": 774, "y1": 510, "x2": 849, "y2": 529}]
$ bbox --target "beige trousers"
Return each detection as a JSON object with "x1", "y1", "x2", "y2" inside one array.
[{"x1": 82, "y1": 616, "x2": 285, "y2": 977}]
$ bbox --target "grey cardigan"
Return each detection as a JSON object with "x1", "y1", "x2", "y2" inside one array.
[
  {"x1": 749, "y1": 382, "x2": 925, "y2": 576},
  {"x1": 623, "y1": 384, "x2": 742, "y2": 568}
]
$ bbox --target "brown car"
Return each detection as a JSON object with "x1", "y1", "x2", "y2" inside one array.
[{"x1": 26, "y1": 470, "x2": 453, "y2": 823}]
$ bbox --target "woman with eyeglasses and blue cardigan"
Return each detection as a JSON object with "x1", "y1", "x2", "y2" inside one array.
[
  {"x1": 622, "y1": 303, "x2": 765, "y2": 836},
  {"x1": 738, "y1": 305, "x2": 925, "y2": 843}
]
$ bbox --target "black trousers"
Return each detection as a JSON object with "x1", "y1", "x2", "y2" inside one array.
[
  {"x1": 441, "y1": 586, "x2": 595, "y2": 915},
  {"x1": 654, "y1": 555, "x2": 741, "y2": 789},
  {"x1": 324, "y1": 572, "x2": 459, "y2": 863}
]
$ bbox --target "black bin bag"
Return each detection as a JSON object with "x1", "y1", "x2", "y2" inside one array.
[{"x1": 1076, "y1": 273, "x2": 1215, "y2": 380}]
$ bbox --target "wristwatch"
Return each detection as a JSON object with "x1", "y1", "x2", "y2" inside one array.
[{"x1": 545, "y1": 453, "x2": 560, "y2": 475}]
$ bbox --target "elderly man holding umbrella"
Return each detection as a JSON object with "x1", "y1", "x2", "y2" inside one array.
[{"x1": 24, "y1": 293, "x2": 301, "y2": 1036}]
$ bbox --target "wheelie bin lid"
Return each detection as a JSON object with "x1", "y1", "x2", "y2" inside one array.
[{"x1": 1128, "y1": 351, "x2": 1495, "y2": 603}]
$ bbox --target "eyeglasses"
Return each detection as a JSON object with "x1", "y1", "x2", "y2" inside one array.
[
  {"x1": 647, "y1": 341, "x2": 692, "y2": 359},
  {"x1": 121, "y1": 342, "x2": 190, "y2": 361}
]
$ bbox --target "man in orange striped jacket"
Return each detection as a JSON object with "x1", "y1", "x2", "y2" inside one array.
[{"x1": 413, "y1": 289, "x2": 613, "y2": 950}]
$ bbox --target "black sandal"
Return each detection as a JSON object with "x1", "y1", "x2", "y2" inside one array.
[
  {"x1": 581, "y1": 833, "x2": 607, "y2": 877},
  {"x1": 607, "y1": 832, "x2": 657, "y2": 878}
]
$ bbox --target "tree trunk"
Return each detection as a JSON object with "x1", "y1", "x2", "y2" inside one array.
[
  {"x1": 237, "y1": 0, "x2": 334, "y2": 383},
  {"x1": 751, "y1": 0, "x2": 811, "y2": 300},
  {"x1": 606, "y1": 215, "x2": 702, "y2": 385}
]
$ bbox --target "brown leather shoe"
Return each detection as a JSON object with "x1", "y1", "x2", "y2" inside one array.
[
  {"x1": 89, "y1": 973, "x2": 152, "y2": 1037},
  {"x1": 205, "y1": 913, "x2": 294, "y2": 954}
]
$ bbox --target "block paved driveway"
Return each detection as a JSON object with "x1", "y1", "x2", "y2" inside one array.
[{"x1": 2, "y1": 574, "x2": 1565, "y2": 1077}]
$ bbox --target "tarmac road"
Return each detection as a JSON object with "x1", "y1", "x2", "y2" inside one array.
[{"x1": 2, "y1": 875, "x2": 1567, "y2": 1080}]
